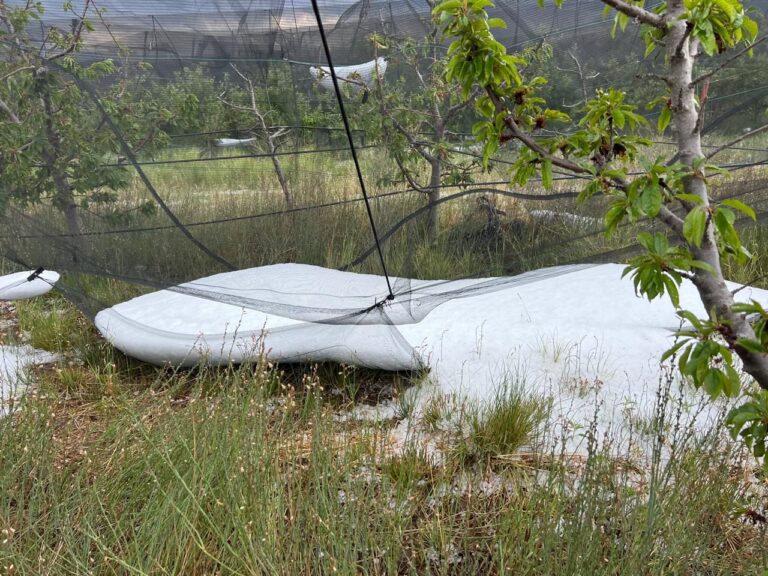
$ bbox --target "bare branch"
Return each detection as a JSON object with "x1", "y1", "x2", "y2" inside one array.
[
  {"x1": 215, "y1": 95, "x2": 254, "y2": 114},
  {"x1": 569, "y1": 50, "x2": 589, "y2": 103},
  {"x1": 229, "y1": 64, "x2": 260, "y2": 119},
  {"x1": 444, "y1": 86, "x2": 481, "y2": 121},
  {"x1": 0, "y1": 65, "x2": 35, "y2": 84},
  {"x1": 705, "y1": 123, "x2": 768, "y2": 160},
  {"x1": 635, "y1": 72, "x2": 669, "y2": 85},
  {"x1": 692, "y1": 35, "x2": 768, "y2": 87},
  {"x1": 732, "y1": 272, "x2": 768, "y2": 295},
  {"x1": 0, "y1": 97, "x2": 21, "y2": 124},
  {"x1": 393, "y1": 152, "x2": 428, "y2": 193},
  {"x1": 600, "y1": 0, "x2": 665, "y2": 28}
]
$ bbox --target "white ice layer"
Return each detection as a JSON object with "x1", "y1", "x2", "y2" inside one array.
[
  {"x1": 0, "y1": 345, "x2": 58, "y2": 414},
  {"x1": 95, "y1": 263, "x2": 766, "y2": 441}
]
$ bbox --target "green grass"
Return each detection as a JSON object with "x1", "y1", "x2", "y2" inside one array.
[
  {"x1": 0, "y1": 348, "x2": 765, "y2": 575},
  {"x1": 452, "y1": 377, "x2": 549, "y2": 465}
]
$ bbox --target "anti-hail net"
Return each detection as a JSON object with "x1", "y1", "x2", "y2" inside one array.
[{"x1": 1, "y1": 0, "x2": 768, "y2": 368}]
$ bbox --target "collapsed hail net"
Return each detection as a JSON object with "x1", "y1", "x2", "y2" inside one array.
[{"x1": 1, "y1": 0, "x2": 766, "y2": 331}]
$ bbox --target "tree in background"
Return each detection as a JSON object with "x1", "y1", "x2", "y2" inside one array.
[
  {"x1": 366, "y1": 2, "x2": 481, "y2": 244},
  {"x1": 434, "y1": 0, "x2": 768, "y2": 464},
  {"x1": 0, "y1": 1, "x2": 172, "y2": 262}
]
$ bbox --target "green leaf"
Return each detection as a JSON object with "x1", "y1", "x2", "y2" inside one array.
[
  {"x1": 720, "y1": 198, "x2": 756, "y2": 220},
  {"x1": 663, "y1": 274, "x2": 681, "y2": 308},
  {"x1": 702, "y1": 369, "x2": 722, "y2": 399},
  {"x1": 638, "y1": 184, "x2": 662, "y2": 217},
  {"x1": 714, "y1": 208, "x2": 742, "y2": 250},
  {"x1": 487, "y1": 17, "x2": 508, "y2": 29},
  {"x1": 604, "y1": 203, "x2": 627, "y2": 234},
  {"x1": 661, "y1": 339, "x2": 688, "y2": 363},
  {"x1": 657, "y1": 106, "x2": 672, "y2": 133},
  {"x1": 683, "y1": 206, "x2": 708, "y2": 248},
  {"x1": 541, "y1": 158, "x2": 553, "y2": 189},
  {"x1": 724, "y1": 364, "x2": 741, "y2": 397},
  {"x1": 675, "y1": 193, "x2": 704, "y2": 205},
  {"x1": 727, "y1": 405, "x2": 762, "y2": 430},
  {"x1": 736, "y1": 338, "x2": 766, "y2": 354}
]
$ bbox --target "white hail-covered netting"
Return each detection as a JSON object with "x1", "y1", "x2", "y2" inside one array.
[
  {"x1": 310, "y1": 58, "x2": 388, "y2": 91},
  {"x1": 93, "y1": 261, "x2": 763, "y2": 449}
]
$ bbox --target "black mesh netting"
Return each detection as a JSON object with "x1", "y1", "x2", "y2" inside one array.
[{"x1": 1, "y1": 0, "x2": 767, "y2": 367}]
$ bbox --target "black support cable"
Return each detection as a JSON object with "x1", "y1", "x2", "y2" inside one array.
[
  {"x1": 32, "y1": 144, "x2": 380, "y2": 170},
  {"x1": 309, "y1": 0, "x2": 394, "y2": 299}
]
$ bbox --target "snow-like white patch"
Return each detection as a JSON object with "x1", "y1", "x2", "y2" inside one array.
[
  {"x1": 310, "y1": 58, "x2": 387, "y2": 91},
  {"x1": 215, "y1": 138, "x2": 257, "y2": 148},
  {"x1": 529, "y1": 209, "x2": 600, "y2": 226},
  {"x1": 95, "y1": 263, "x2": 765, "y2": 453},
  {"x1": 0, "y1": 345, "x2": 57, "y2": 414}
]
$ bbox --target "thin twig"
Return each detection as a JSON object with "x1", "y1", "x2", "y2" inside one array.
[
  {"x1": 393, "y1": 152, "x2": 428, "y2": 193},
  {"x1": 705, "y1": 123, "x2": 768, "y2": 160},
  {"x1": 692, "y1": 36, "x2": 768, "y2": 87},
  {"x1": 0, "y1": 65, "x2": 35, "y2": 84},
  {"x1": 732, "y1": 273, "x2": 768, "y2": 296},
  {"x1": 0, "y1": 98, "x2": 21, "y2": 124},
  {"x1": 46, "y1": 0, "x2": 92, "y2": 62}
]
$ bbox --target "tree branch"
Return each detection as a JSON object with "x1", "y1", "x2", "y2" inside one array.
[
  {"x1": 0, "y1": 97, "x2": 21, "y2": 124},
  {"x1": 635, "y1": 72, "x2": 669, "y2": 85},
  {"x1": 486, "y1": 88, "x2": 589, "y2": 175},
  {"x1": 600, "y1": 0, "x2": 665, "y2": 28},
  {"x1": 393, "y1": 152, "x2": 428, "y2": 193},
  {"x1": 46, "y1": 0, "x2": 92, "y2": 62},
  {"x1": 705, "y1": 123, "x2": 768, "y2": 160},
  {"x1": 370, "y1": 49, "x2": 438, "y2": 165},
  {"x1": 0, "y1": 65, "x2": 35, "y2": 84},
  {"x1": 215, "y1": 95, "x2": 254, "y2": 114},
  {"x1": 732, "y1": 272, "x2": 768, "y2": 296},
  {"x1": 691, "y1": 35, "x2": 768, "y2": 87},
  {"x1": 487, "y1": 85, "x2": 687, "y2": 237},
  {"x1": 657, "y1": 204, "x2": 685, "y2": 238},
  {"x1": 444, "y1": 86, "x2": 481, "y2": 121}
]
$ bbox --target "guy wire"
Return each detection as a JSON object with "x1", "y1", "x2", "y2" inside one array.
[{"x1": 309, "y1": 0, "x2": 395, "y2": 299}]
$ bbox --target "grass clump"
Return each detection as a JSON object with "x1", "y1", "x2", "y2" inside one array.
[{"x1": 452, "y1": 378, "x2": 549, "y2": 465}]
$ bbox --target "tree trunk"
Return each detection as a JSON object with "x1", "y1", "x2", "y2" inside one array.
[
  {"x1": 666, "y1": 0, "x2": 768, "y2": 389},
  {"x1": 427, "y1": 114, "x2": 447, "y2": 245},
  {"x1": 427, "y1": 158, "x2": 441, "y2": 243},
  {"x1": 40, "y1": 80, "x2": 86, "y2": 266},
  {"x1": 267, "y1": 136, "x2": 293, "y2": 208}
]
